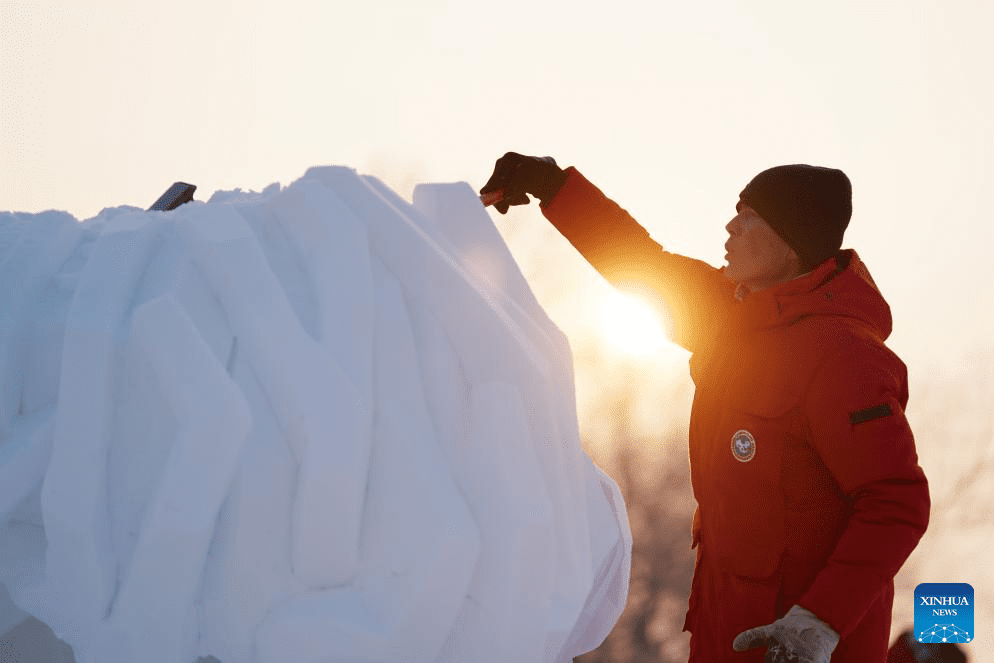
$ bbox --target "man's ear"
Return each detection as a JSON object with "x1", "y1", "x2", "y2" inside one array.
[
  {"x1": 780, "y1": 242, "x2": 802, "y2": 277},
  {"x1": 788, "y1": 246, "x2": 806, "y2": 277}
]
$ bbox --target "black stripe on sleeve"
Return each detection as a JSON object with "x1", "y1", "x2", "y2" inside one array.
[{"x1": 849, "y1": 403, "x2": 893, "y2": 425}]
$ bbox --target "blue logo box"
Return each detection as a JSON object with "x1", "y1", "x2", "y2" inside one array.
[{"x1": 914, "y1": 583, "x2": 974, "y2": 643}]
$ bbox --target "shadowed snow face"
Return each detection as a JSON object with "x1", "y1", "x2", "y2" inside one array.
[{"x1": 722, "y1": 202, "x2": 802, "y2": 293}]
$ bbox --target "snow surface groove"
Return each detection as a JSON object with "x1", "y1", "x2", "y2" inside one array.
[{"x1": 0, "y1": 167, "x2": 632, "y2": 663}]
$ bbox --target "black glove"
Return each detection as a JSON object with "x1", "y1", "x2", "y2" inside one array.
[{"x1": 479, "y1": 152, "x2": 567, "y2": 214}]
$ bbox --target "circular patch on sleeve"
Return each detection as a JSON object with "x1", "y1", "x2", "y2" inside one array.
[{"x1": 731, "y1": 429, "x2": 756, "y2": 462}]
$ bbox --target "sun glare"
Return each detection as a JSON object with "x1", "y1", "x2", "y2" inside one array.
[{"x1": 599, "y1": 290, "x2": 669, "y2": 355}]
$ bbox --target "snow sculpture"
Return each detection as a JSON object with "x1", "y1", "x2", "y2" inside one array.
[{"x1": 0, "y1": 166, "x2": 631, "y2": 663}]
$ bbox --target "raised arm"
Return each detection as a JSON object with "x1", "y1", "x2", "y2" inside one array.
[{"x1": 480, "y1": 155, "x2": 735, "y2": 354}]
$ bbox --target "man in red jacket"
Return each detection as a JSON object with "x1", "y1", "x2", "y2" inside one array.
[{"x1": 480, "y1": 154, "x2": 930, "y2": 663}]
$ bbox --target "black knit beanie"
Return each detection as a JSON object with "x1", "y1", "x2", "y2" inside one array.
[{"x1": 738, "y1": 164, "x2": 852, "y2": 272}]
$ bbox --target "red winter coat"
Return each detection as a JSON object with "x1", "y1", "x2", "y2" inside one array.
[{"x1": 540, "y1": 168, "x2": 930, "y2": 662}]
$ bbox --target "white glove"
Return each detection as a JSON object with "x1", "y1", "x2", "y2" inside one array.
[{"x1": 732, "y1": 604, "x2": 840, "y2": 663}]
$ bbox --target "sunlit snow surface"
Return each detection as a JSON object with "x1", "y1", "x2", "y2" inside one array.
[{"x1": 0, "y1": 166, "x2": 631, "y2": 663}]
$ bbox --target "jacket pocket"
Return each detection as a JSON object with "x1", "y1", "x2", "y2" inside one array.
[{"x1": 705, "y1": 386, "x2": 798, "y2": 580}]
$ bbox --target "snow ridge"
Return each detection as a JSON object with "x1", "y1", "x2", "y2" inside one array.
[{"x1": 0, "y1": 167, "x2": 631, "y2": 663}]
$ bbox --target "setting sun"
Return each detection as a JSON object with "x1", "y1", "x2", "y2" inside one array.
[{"x1": 599, "y1": 290, "x2": 670, "y2": 355}]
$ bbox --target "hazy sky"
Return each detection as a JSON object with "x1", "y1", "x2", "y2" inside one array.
[
  {"x1": 4, "y1": 4, "x2": 994, "y2": 652},
  {"x1": 3, "y1": 0, "x2": 992, "y2": 369}
]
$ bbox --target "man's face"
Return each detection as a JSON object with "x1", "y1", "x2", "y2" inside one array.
[{"x1": 723, "y1": 203, "x2": 800, "y2": 292}]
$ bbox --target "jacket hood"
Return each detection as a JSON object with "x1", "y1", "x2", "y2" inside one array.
[{"x1": 732, "y1": 250, "x2": 893, "y2": 340}]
